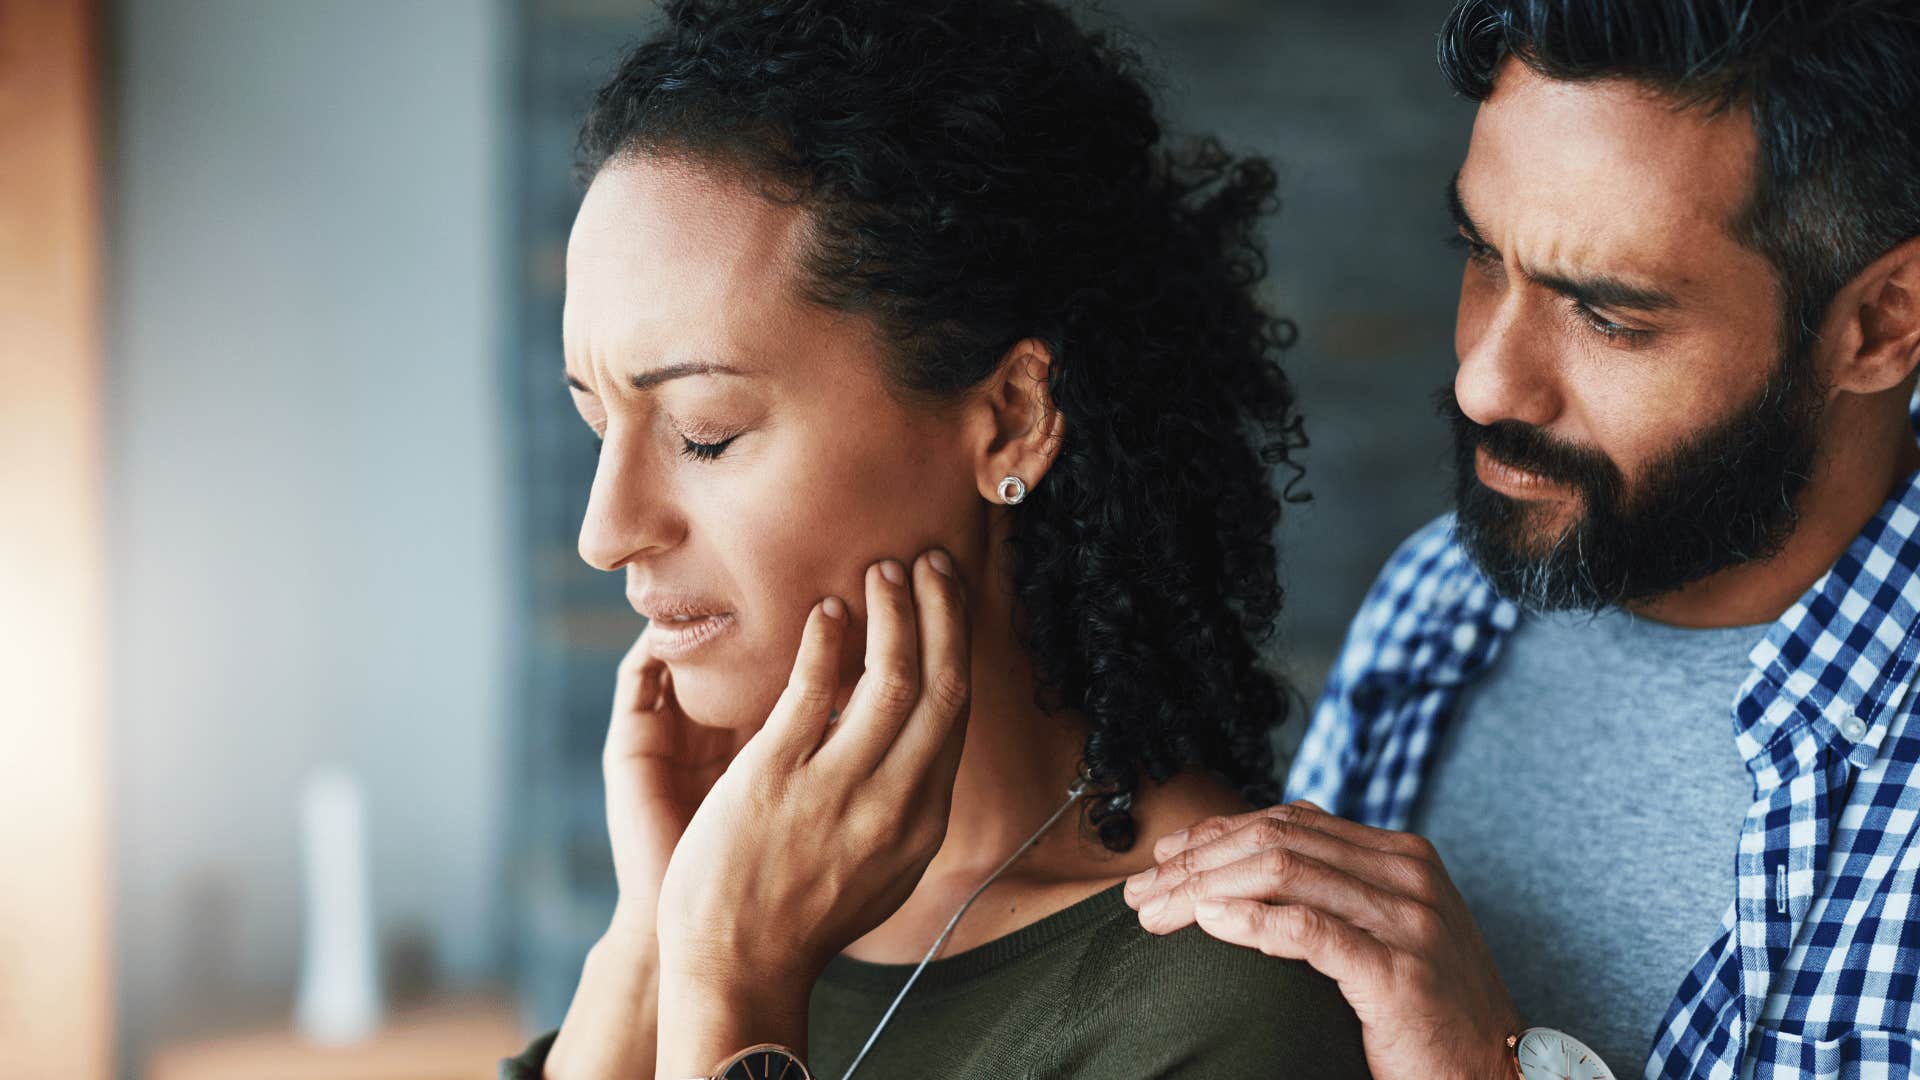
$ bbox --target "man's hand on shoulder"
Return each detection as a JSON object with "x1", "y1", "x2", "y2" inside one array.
[{"x1": 1124, "y1": 800, "x2": 1521, "y2": 1080}]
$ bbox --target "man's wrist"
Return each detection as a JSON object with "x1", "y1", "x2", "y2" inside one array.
[
  {"x1": 1494, "y1": 1031, "x2": 1523, "y2": 1080},
  {"x1": 1495, "y1": 1003, "x2": 1527, "y2": 1078}
]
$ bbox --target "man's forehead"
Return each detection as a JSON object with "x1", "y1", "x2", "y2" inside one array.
[{"x1": 1462, "y1": 59, "x2": 1758, "y2": 274}]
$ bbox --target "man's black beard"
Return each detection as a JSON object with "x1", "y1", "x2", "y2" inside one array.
[{"x1": 1441, "y1": 351, "x2": 1824, "y2": 613}]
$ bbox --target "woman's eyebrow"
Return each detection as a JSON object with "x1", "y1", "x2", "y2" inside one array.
[{"x1": 563, "y1": 361, "x2": 757, "y2": 395}]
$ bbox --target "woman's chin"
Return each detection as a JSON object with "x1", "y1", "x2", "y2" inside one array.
[{"x1": 666, "y1": 663, "x2": 779, "y2": 732}]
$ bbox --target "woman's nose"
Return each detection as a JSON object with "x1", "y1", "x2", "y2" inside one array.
[{"x1": 576, "y1": 440, "x2": 684, "y2": 571}]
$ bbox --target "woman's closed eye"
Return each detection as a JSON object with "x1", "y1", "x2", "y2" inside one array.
[
  {"x1": 678, "y1": 433, "x2": 738, "y2": 461},
  {"x1": 590, "y1": 432, "x2": 742, "y2": 461}
]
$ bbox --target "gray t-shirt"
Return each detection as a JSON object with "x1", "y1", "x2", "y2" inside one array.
[{"x1": 1409, "y1": 608, "x2": 1763, "y2": 1075}]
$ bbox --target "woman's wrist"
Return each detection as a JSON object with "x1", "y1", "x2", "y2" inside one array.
[
  {"x1": 606, "y1": 894, "x2": 662, "y2": 953},
  {"x1": 543, "y1": 924, "x2": 663, "y2": 1080},
  {"x1": 655, "y1": 965, "x2": 812, "y2": 1079}
]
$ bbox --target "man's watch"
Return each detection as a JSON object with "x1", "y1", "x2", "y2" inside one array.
[
  {"x1": 1507, "y1": 1027, "x2": 1616, "y2": 1080},
  {"x1": 697, "y1": 1042, "x2": 812, "y2": 1080}
]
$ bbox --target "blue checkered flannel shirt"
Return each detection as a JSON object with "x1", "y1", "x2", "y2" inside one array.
[{"x1": 1287, "y1": 410, "x2": 1920, "y2": 1080}]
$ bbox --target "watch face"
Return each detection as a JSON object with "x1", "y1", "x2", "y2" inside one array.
[
  {"x1": 719, "y1": 1048, "x2": 808, "y2": 1080},
  {"x1": 1514, "y1": 1028, "x2": 1616, "y2": 1080}
]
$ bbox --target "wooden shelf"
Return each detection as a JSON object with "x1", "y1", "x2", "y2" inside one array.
[{"x1": 147, "y1": 994, "x2": 531, "y2": 1080}]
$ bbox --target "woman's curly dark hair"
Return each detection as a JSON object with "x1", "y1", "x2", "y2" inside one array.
[{"x1": 578, "y1": 0, "x2": 1308, "y2": 851}]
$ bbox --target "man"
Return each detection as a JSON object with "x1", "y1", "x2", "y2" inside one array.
[{"x1": 1122, "y1": 2, "x2": 1920, "y2": 1078}]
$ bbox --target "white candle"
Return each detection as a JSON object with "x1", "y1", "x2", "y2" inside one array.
[{"x1": 293, "y1": 765, "x2": 384, "y2": 1044}]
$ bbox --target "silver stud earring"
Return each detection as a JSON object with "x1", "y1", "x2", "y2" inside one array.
[{"x1": 997, "y1": 475, "x2": 1028, "y2": 505}]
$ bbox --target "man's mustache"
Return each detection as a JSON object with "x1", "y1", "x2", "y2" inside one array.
[{"x1": 1434, "y1": 387, "x2": 1620, "y2": 492}]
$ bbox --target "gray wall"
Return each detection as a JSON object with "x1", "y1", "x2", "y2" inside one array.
[
  {"x1": 1099, "y1": 1, "x2": 1475, "y2": 696},
  {"x1": 107, "y1": 0, "x2": 515, "y2": 1073}
]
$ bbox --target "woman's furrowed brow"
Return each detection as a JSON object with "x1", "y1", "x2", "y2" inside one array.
[{"x1": 563, "y1": 361, "x2": 757, "y2": 396}]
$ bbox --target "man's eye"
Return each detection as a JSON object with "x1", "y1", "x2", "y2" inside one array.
[
  {"x1": 1445, "y1": 232, "x2": 1498, "y2": 268},
  {"x1": 1570, "y1": 300, "x2": 1652, "y2": 345}
]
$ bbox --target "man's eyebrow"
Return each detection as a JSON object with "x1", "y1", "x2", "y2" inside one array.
[
  {"x1": 1446, "y1": 172, "x2": 1481, "y2": 239},
  {"x1": 1530, "y1": 269, "x2": 1680, "y2": 314},
  {"x1": 563, "y1": 361, "x2": 755, "y2": 395},
  {"x1": 1446, "y1": 171, "x2": 1679, "y2": 314}
]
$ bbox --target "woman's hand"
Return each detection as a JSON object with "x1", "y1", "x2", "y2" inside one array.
[
  {"x1": 542, "y1": 614, "x2": 758, "y2": 1080},
  {"x1": 653, "y1": 549, "x2": 973, "y2": 1077},
  {"x1": 603, "y1": 634, "x2": 756, "y2": 935}
]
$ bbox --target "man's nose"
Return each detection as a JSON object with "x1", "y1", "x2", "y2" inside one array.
[{"x1": 1455, "y1": 288, "x2": 1561, "y2": 431}]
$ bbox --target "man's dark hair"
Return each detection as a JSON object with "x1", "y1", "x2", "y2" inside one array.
[
  {"x1": 1439, "y1": 0, "x2": 1920, "y2": 351},
  {"x1": 578, "y1": 0, "x2": 1308, "y2": 850}
]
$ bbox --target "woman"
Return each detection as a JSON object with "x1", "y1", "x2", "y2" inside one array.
[{"x1": 502, "y1": 0, "x2": 1366, "y2": 1077}]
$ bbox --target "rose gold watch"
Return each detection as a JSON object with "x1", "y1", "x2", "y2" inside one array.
[{"x1": 692, "y1": 1042, "x2": 812, "y2": 1080}]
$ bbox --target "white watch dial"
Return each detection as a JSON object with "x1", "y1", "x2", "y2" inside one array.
[{"x1": 1514, "y1": 1027, "x2": 1616, "y2": 1080}]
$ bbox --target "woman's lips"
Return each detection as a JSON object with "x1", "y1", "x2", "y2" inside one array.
[
  {"x1": 630, "y1": 588, "x2": 737, "y2": 660},
  {"x1": 641, "y1": 611, "x2": 737, "y2": 660},
  {"x1": 1474, "y1": 445, "x2": 1574, "y2": 502}
]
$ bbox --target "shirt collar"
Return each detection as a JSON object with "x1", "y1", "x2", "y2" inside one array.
[
  {"x1": 1352, "y1": 524, "x2": 1518, "y2": 690},
  {"x1": 1736, "y1": 466, "x2": 1920, "y2": 772},
  {"x1": 1730, "y1": 395, "x2": 1920, "y2": 773}
]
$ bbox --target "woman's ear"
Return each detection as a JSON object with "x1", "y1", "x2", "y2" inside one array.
[
  {"x1": 968, "y1": 337, "x2": 1065, "y2": 504},
  {"x1": 1822, "y1": 234, "x2": 1920, "y2": 397}
]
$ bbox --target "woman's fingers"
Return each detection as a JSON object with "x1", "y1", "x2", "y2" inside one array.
[
  {"x1": 652, "y1": 663, "x2": 673, "y2": 713},
  {"x1": 759, "y1": 596, "x2": 850, "y2": 764},
  {"x1": 822, "y1": 558, "x2": 922, "y2": 772},
  {"x1": 606, "y1": 633, "x2": 670, "y2": 762},
  {"x1": 877, "y1": 548, "x2": 971, "y2": 782}
]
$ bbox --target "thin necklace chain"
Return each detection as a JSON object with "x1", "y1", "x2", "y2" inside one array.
[{"x1": 838, "y1": 778, "x2": 1092, "y2": 1080}]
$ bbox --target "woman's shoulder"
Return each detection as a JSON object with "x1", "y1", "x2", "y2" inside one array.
[{"x1": 1040, "y1": 892, "x2": 1372, "y2": 1079}]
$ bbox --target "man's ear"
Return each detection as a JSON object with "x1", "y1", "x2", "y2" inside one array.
[
  {"x1": 1822, "y1": 234, "x2": 1920, "y2": 397},
  {"x1": 967, "y1": 337, "x2": 1065, "y2": 503}
]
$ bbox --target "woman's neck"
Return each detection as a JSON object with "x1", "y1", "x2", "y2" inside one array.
[
  {"x1": 831, "y1": 613, "x2": 1108, "y2": 966},
  {"x1": 833, "y1": 548, "x2": 1250, "y2": 964},
  {"x1": 925, "y1": 619, "x2": 1105, "y2": 881}
]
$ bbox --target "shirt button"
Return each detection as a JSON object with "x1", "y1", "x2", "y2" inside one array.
[{"x1": 1840, "y1": 717, "x2": 1869, "y2": 741}]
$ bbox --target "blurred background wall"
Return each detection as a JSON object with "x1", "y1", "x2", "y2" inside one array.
[
  {"x1": 105, "y1": 0, "x2": 517, "y2": 1074},
  {"x1": 1, "y1": 2, "x2": 112, "y2": 1076},
  {"x1": 11, "y1": 0, "x2": 1476, "y2": 1074}
]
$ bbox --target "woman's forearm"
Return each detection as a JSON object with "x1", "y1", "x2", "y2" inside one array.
[{"x1": 543, "y1": 914, "x2": 660, "y2": 1080}]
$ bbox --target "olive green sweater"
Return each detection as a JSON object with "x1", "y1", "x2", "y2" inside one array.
[{"x1": 500, "y1": 882, "x2": 1370, "y2": 1079}]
